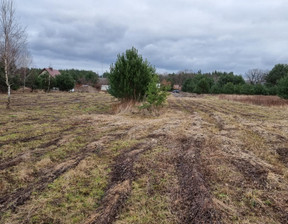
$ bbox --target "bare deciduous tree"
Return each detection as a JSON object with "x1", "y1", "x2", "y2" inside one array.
[
  {"x1": 246, "y1": 68, "x2": 268, "y2": 85},
  {"x1": 18, "y1": 49, "x2": 32, "y2": 92},
  {"x1": 0, "y1": 0, "x2": 27, "y2": 109}
]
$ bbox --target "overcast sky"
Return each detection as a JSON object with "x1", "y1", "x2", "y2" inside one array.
[{"x1": 14, "y1": 0, "x2": 288, "y2": 75}]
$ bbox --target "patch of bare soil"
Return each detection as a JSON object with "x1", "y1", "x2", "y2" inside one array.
[
  {"x1": 0, "y1": 134, "x2": 44, "y2": 148},
  {"x1": 231, "y1": 159, "x2": 268, "y2": 188},
  {"x1": 0, "y1": 129, "x2": 75, "y2": 170},
  {"x1": 83, "y1": 142, "x2": 153, "y2": 224},
  {"x1": 0, "y1": 153, "x2": 29, "y2": 171},
  {"x1": 0, "y1": 153, "x2": 86, "y2": 214},
  {"x1": 174, "y1": 138, "x2": 222, "y2": 224},
  {"x1": 276, "y1": 148, "x2": 288, "y2": 165},
  {"x1": 0, "y1": 128, "x2": 111, "y2": 215},
  {"x1": 1, "y1": 93, "x2": 288, "y2": 224},
  {"x1": 168, "y1": 95, "x2": 288, "y2": 223}
]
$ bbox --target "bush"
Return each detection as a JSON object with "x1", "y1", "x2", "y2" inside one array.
[
  {"x1": 182, "y1": 75, "x2": 214, "y2": 94},
  {"x1": 60, "y1": 69, "x2": 98, "y2": 86},
  {"x1": 56, "y1": 73, "x2": 75, "y2": 91},
  {"x1": 210, "y1": 84, "x2": 221, "y2": 94},
  {"x1": 218, "y1": 73, "x2": 245, "y2": 87},
  {"x1": 265, "y1": 86, "x2": 278, "y2": 95},
  {"x1": 239, "y1": 84, "x2": 254, "y2": 95},
  {"x1": 11, "y1": 74, "x2": 22, "y2": 90},
  {"x1": 194, "y1": 78, "x2": 210, "y2": 94},
  {"x1": 26, "y1": 68, "x2": 42, "y2": 91},
  {"x1": 223, "y1": 82, "x2": 235, "y2": 94},
  {"x1": 108, "y1": 47, "x2": 155, "y2": 101},
  {"x1": 277, "y1": 76, "x2": 288, "y2": 99},
  {"x1": 37, "y1": 74, "x2": 56, "y2": 91},
  {"x1": 141, "y1": 75, "x2": 168, "y2": 110},
  {"x1": 266, "y1": 64, "x2": 288, "y2": 86},
  {"x1": 182, "y1": 78, "x2": 195, "y2": 92},
  {"x1": 253, "y1": 84, "x2": 267, "y2": 95}
]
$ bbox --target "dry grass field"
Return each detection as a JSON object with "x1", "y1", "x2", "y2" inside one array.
[{"x1": 0, "y1": 92, "x2": 288, "y2": 224}]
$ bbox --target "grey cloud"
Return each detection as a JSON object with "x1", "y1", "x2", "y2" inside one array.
[{"x1": 14, "y1": 0, "x2": 288, "y2": 74}]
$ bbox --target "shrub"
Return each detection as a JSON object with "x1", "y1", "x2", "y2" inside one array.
[
  {"x1": 182, "y1": 75, "x2": 214, "y2": 94},
  {"x1": 265, "y1": 86, "x2": 278, "y2": 95},
  {"x1": 210, "y1": 84, "x2": 221, "y2": 94},
  {"x1": 56, "y1": 73, "x2": 75, "y2": 91},
  {"x1": 223, "y1": 82, "x2": 235, "y2": 94},
  {"x1": 37, "y1": 74, "x2": 56, "y2": 91},
  {"x1": 108, "y1": 47, "x2": 155, "y2": 101},
  {"x1": 253, "y1": 84, "x2": 267, "y2": 95},
  {"x1": 266, "y1": 64, "x2": 288, "y2": 86},
  {"x1": 277, "y1": 76, "x2": 288, "y2": 99},
  {"x1": 239, "y1": 84, "x2": 254, "y2": 95},
  {"x1": 11, "y1": 74, "x2": 22, "y2": 90},
  {"x1": 182, "y1": 78, "x2": 195, "y2": 92},
  {"x1": 142, "y1": 75, "x2": 168, "y2": 110},
  {"x1": 194, "y1": 78, "x2": 210, "y2": 94}
]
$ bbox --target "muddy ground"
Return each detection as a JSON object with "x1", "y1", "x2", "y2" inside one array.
[{"x1": 0, "y1": 92, "x2": 288, "y2": 224}]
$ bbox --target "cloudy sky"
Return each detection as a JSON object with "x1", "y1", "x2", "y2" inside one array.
[{"x1": 14, "y1": 0, "x2": 288, "y2": 75}]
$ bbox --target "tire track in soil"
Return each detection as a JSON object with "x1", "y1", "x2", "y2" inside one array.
[
  {"x1": 174, "y1": 138, "x2": 222, "y2": 224},
  {"x1": 0, "y1": 138, "x2": 62, "y2": 171},
  {"x1": 172, "y1": 96, "x2": 288, "y2": 223},
  {"x1": 0, "y1": 124, "x2": 135, "y2": 205},
  {"x1": 167, "y1": 98, "x2": 222, "y2": 223},
  {"x1": 276, "y1": 148, "x2": 288, "y2": 166},
  {"x1": 0, "y1": 123, "x2": 131, "y2": 218},
  {"x1": 0, "y1": 138, "x2": 104, "y2": 216},
  {"x1": 0, "y1": 126, "x2": 76, "y2": 148},
  {"x1": 231, "y1": 159, "x2": 268, "y2": 188},
  {"x1": 0, "y1": 127, "x2": 78, "y2": 170},
  {"x1": 82, "y1": 142, "x2": 154, "y2": 224},
  {"x1": 169, "y1": 98, "x2": 231, "y2": 223},
  {"x1": 0, "y1": 155, "x2": 84, "y2": 214}
]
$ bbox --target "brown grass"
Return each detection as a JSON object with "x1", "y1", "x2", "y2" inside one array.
[
  {"x1": 1, "y1": 93, "x2": 288, "y2": 224},
  {"x1": 218, "y1": 94, "x2": 288, "y2": 106},
  {"x1": 111, "y1": 100, "x2": 140, "y2": 114}
]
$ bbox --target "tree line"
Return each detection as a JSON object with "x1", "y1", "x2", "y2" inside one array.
[
  {"x1": 159, "y1": 64, "x2": 288, "y2": 99},
  {"x1": 0, "y1": 0, "x2": 287, "y2": 111},
  {"x1": 0, "y1": 67, "x2": 99, "y2": 92}
]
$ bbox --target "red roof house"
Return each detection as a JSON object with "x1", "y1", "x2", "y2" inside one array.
[{"x1": 39, "y1": 67, "x2": 61, "y2": 77}]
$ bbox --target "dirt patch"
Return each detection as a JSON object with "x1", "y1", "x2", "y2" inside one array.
[
  {"x1": 174, "y1": 138, "x2": 222, "y2": 224},
  {"x1": 83, "y1": 142, "x2": 153, "y2": 224},
  {"x1": 0, "y1": 134, "x2": 44, "y2": 148},
  {"x1": 231, "y1": 159, "x2": 268, "y2": 188},
  {"x1": 0, "y1": 137, "x2": 65, "y2": 170},
  {"x1": 276, "y1": 148, "x2": 288, "y2": 165},
  {"x1": 0, "y1": 153, "x2": 29, "y2": 170},
  {"x1": 38, "y1": 138, "x2": 61, "y2": 148},
  {"x1": 1, "y1": 93, "x2": 288, "y2": 223},
  {"x1": 0, "y1": 150, "x2": 88, "y2": 214}
]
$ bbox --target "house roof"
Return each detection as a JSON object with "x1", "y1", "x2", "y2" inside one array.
[{"x1": 40, "y1": 68, "x2": 61, "y2": 77}]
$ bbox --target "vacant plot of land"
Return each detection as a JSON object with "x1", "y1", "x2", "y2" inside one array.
[{"x1": 1, "y1": 92, "x2": 288, "y2": 224}]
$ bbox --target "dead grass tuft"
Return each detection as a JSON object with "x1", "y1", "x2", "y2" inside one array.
[
  {"x1": 35, "y1": 157, "x2": 53, "y2": 171},
  {"x1": 218, "y1": 94, "x2": 288, "y2": 106},
  {"x1": 112, "y1": 100, "x2": 140, "y2": 114},
  {"x1": 1, "y1": 92, "x2": 288, "y2": 224}
]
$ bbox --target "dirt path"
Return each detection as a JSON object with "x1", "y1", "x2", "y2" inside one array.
[{"x1": 175, "y1": 138, "x2": 222, "y2": 223}]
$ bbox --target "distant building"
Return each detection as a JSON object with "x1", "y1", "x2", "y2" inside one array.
[
  {"x1": 173, "y1": 84, "x2": 182, "y2": 90},
  {"x1": 101, "y1": 85, "x2": 109, "y2": 91},
  {"x1": 98, "y1": 78, "x2": 109, "y2": 91},
  {"x1": 39, "y1": 67, "x2": 61, "y2": 77}
]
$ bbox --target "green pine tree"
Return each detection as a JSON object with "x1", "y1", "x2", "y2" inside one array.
[{"x1": 108, "y1": 47, "x2": 155, "y2": 102}]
